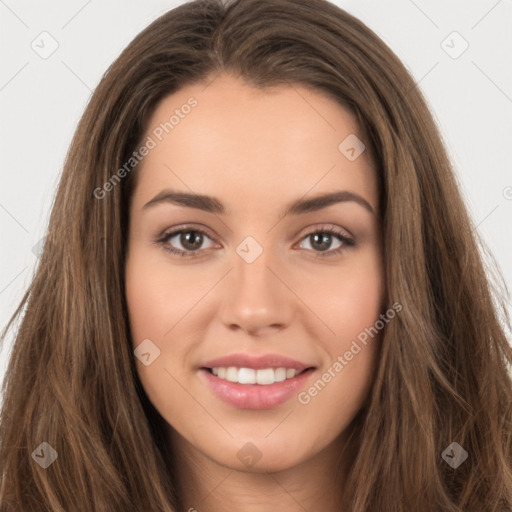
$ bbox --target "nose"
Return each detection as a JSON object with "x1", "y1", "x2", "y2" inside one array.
[{"x1": 218, "y1": 243, "x2": 295, "y2": 337}]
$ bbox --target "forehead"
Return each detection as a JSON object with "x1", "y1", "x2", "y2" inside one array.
[{"x1": 132, "y1": 73, "x2": 377, "y2": 213}]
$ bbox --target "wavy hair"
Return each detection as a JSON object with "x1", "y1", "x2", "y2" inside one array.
[{"x1": 1, "y1": 0, "x2": 511, "y2": 510}]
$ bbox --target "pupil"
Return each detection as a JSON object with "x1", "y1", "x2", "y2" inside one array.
[
  {"x1": 182, "y1": 231, "x2": 202, "y2": 250},
  {"x1": 312, "y1": 233, "x2": 331, "y2": 251}
]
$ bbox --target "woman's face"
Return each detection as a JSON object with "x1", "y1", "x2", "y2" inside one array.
[{"x1": 125, "y1": 72, "x2": 384, "y2": 473}]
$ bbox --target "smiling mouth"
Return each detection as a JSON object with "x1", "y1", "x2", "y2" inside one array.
[
  {"x1": 204, "y1": 366, "x2": 314, "y2": 385},
  {"x1": 200, "y1": 363, "x2": 316, "y2": 409}
]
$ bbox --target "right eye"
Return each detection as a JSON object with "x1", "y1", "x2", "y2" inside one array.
[{"x1": 156, "y1": 226, "x2": 218, "y2": 257}]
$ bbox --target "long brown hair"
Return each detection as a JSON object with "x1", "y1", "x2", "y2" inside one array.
[{"x1": 1, "y1": 0, "x2": 511, "y2": 510}]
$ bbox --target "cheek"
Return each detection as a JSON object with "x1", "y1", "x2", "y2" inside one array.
[
  {"x1": 125, "y1": 251, "x2": 193, "y2": 420},
  {"x1": 311, "y1": 250, "x2": 385, "y2": 345},
  {"x1": 125, "y1": 249, "x2": 177, "y2": 373},
  {"x1": 299, "y1": 251, "x2": 384, "y2": 415},
  {"x1": 125, "y1": 247, "x2": 214, "y2": 387},
  {"x1": 125, "y1": 250, "x2": 204, "y2": 343}
]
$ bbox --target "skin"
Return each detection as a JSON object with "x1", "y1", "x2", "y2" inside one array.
[{"x1": 125, "y1": 72, "x2": 385, "y2": 511}]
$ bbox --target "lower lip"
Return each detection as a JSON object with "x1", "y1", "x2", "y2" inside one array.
[{"x1": 200, "y1": 368, "x2": 315, "y2": 410}]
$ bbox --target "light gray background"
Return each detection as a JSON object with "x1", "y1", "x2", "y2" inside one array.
[{"x1": 1, "y1": 0, "x2": 512, "y2": 387}]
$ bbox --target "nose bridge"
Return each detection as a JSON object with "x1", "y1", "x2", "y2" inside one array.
[
  {"x1": 219, "y1": 234, "x2": 294, "y2": 332},
  {"x1": 234, "y1": 235, "x2": 282, "y2": 305}
]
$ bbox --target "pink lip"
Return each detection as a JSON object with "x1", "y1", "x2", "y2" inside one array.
[
  {"x1": 201, "y1": 353, "x2": 312, "y2": 371},
  {"x1": 200, "y1": 368, "x2": 315, "y2": 409},
  {"x1": 199, "y1": 353, "x2": 316, "y2": 410}
]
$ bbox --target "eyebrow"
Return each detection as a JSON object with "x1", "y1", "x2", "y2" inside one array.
[{"x1": 142, "y1": 188, "x2": 375, "y2": 216}]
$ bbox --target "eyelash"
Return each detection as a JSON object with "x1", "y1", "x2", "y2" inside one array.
[{"x1": 155, "y1": 224, "x2": 355, "y2": 259}]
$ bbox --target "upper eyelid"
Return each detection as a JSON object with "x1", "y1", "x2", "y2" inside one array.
[{"x1": 160, "y1": 224, "x2": 217, "y2": 242}]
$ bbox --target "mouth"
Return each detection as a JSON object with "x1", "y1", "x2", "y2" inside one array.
[
  {"x1": 199, "y1": 354, "x2": 316, "y2": 409},
  {"x1": 204, "y1": 366, "x2": 311, "y2": 385}
]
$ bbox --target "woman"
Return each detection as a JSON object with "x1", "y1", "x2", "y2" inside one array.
[{"x1": 1, "y1": 0, "x2": 511, "y2": 510}]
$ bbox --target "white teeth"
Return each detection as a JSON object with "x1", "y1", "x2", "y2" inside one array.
[
  {"x1": 226, "y1": 366, "x2": 238, "y2": 382},
  {"x1": 274, "y1": 367, "x2": 286, "y2": 382},
  {"x1": 210, "y1": 366, "x2": 300, "y2": 385},
  {"x1": 238, "y1": 368, "x2": 256, "y2": 384},
  {"x1": 256, "y1": 368, "x2": 274, "y2": 385}
]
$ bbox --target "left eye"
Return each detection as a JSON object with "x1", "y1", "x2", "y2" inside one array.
[
  {"x1": 157, "y1": 228, "x2": 216, "y2": 257},
  {"x1": 298, "y1": 229, "x2": 349, "y2": 253},
  {"x1": 156, "y1": 226, "x2": 354, "y2": 258}
]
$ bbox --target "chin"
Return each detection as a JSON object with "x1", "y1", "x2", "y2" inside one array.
[{"x1": 203, "y1": 433, "x2": 316, "y2": 474}]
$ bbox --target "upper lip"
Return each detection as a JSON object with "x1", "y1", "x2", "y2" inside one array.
[{"x1": 201, "y1": 353, "x2": 315, "y2": 371}]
